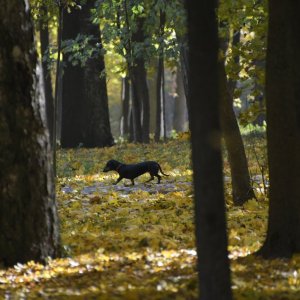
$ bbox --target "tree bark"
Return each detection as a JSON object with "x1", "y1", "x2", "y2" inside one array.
[
  {"x1": 258, "y1": 0, "x2": 300, "y2": 258},
  {"x1": 39, "y1": 6, "x2": 54, "y2": 143},
  {"x1": 120, "y1": 76, "x2": 130, "y2": 137},
  {"x1": 173, "y1": 65, "x2": 188, "y2": 132},
  {"x1": 187, "y1": 1, "x2": 232, "y2": 299},
  {"x1": 0, "y1": 1, "x2": 60, "y2": 267},
  {"x1": 61, "y1": 2, "x2": 114, "y2": 148},
  {"x1": 61, "y1": 6, "x2": 84, "y2": 148},
  {"x1": 219, "y1": 59, "x2": 255, "y2": 205},
  {"x1": 130, "y1": 16, "x2": 150, "y2": 143},
  {"x1": 80, "y1": 1, "x2": 114, "y2": 147},
  {"x1": 155, "y1": 56, "x2": 163, "y2": 142}
]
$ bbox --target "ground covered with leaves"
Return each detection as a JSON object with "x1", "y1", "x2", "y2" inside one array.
[{"x1": 1, "y1": 138, "x2": 300, "y2": 299}]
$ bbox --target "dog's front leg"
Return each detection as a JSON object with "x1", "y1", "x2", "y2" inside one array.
[{"x1": 114, "y1": 176, "x2": 123, "y2": 185}]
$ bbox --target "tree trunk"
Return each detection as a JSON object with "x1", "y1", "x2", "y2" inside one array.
[
  {"x1": 80, "y1": 1, "x2": 114, "y2": 147},
  {"x1": 155, "y1": 56, "x2": 163, "y2": 142},
  {"x1": 187, "y1": 1, "x2": 232, "y2": 299},
  {"x1": 61, "y1": 7, "x2": 84, "y2": 148},
  {"x1": 120, "y1": 76, "x2": 130, "y2": 137},
  {"x1": 219, "y1": 59, "x2": 255, "y2": 205},
  {"x1": 39, "y1": 6, "x2": 54, "y2": 143},
  {"x1": 258, "y1": 1, "x2": 300, "y2": 258},
  {"x1": 173, "y1": 65, "x2": 188, "y2": 132},
  {"x1": 61, "y1": 2, "x2": 114, "y2": 148},
  {"x1": 0, "y1": 1, "x2": 60, "y2": 267},
  {"x1": 130, "y1": 17, "x2": 150, "y2": 143}
]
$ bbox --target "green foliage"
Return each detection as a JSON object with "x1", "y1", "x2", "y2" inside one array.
[{"x1": 218, "y1": 0, "x2": 268, "y2": 126}]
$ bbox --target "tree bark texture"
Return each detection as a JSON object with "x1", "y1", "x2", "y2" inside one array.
[
  {"x1": 61, "y1": 2, "x2": 114, "y2": 148},
  {"x1": 258, "y1": 0, "x2": 300, "y2": 258},
  {"x1": 219, "y1": 59, "x2": 255, "y2": 205},
  {"x1": 39, "y1": 7, "x2": 54, "y2": 143},
  {"x1": 187, "y1": 1, "x2": 232, "y2": 299},
  {"x1": 0, "y1": 1, "x2": 60, "y2": 266}
]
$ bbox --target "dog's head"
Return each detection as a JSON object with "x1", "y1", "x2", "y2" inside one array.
[{"x1": 103, "y1": 160, "x2": 121, "y2": 172}]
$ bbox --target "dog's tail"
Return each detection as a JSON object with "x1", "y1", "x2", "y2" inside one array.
[{"x1": 158, "y1": 163, "x2": 169, "y2": 176}]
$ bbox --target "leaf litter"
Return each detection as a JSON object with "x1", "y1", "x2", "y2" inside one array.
[{"x1": 1, "y1": 139, "x2": 300, "y2": 299}]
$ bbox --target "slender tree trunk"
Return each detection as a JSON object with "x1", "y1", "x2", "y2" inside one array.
[
  {"x1": 0, "y1": 1, "x2": 60, "y2": 267},
  {"x1": 155, "y1": 10, "x2": 166, "y2": 142},
  {"x1": 219, "y1": 59, "x2": 255, "y2": 205},
  {"x1": 258, "y1": 0, "x2": 300, "y2": 258},
  {"x1": 173, "y1": 65, "x2": 188, "y2": 132},
  {"x1": 187, "y1": 1, "x2": 232, "y2": 299},
  {"x1": 120, "y1": 76, "x2": 130, "y2": 137},
  {"x1": 155, "y1": 57, "x2": 163, "y2": 142},
  {"x1": 39, "y1": 6, "x2": 54, "y2": 143}
]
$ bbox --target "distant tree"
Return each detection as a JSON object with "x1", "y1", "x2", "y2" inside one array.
[
  {"x1": 61, "y1": 1, "x2": 114, "y2": 148},
  {"x1": 120, "y1": 76, "x2": 130, "y2": 137},
  {"x1": 257, "y1": 1, "x2": 300, "y2": 258},
  {"x1": 0, "y1": 0, "x2": 60, "y2": 266},
  {"x1": 155, "y1": 9, "x2": 166, "y2": 142},
  {"x1": 186, "y1": 0, "x2": 232, "y2": 299},
  {"x1": 173, "y1": 65, "x2": 188, "y2": 132}
]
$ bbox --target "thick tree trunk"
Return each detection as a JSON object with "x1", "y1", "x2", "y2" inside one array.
[
  {"x1": 187, "y1": 1, "x2": 232, "y2": 299},
  {"x1": 219, "y1": 60, "x2": 255, "y2": 205},
  {"x1": 39, "y1": 7, "x2": 54, "y2": 143},
  {"x1": 0, "y1": 1, "x2": 60, "y2": 267},
  {"x1": 258, "y1": 1, "x2": 300, "y2": 258},
  {"x1": 61, "y1": 7, "x2": 84, "y2": 148},
  {"x1": 61, "y1": 2, "x2": 114, "y2": 148},
  {"x1": 80, "y1": 1, "x2": 114, "y2": 147}
]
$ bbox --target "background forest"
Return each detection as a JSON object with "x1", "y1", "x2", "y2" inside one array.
[{"x1": 0, "y1": 0, "x2": 300, "y2": 299}]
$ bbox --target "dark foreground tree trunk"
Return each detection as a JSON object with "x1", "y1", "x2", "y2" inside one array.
[
  {"x1": 81, "y1": 1, "x2": 114, "y2": 147},
  {"x1": 258, "y1": 1, "x2": 300, "y2": 258},
  {"x1": 219, "y1": 60, "x2": 255, "y2": 205},
  {"x1": 0, "y1": 1, "x2": 60, "y2": 267},
  {"x1": 187, "y1": 1, "x2": 232, "y2": 300}
]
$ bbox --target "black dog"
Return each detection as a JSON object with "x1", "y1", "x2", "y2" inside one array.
[{"x1": 103, "y1": 159, "x2": 169, "y2": 185}]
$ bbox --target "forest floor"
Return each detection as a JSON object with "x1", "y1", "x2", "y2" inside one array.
[{"x1": 1, "y1": 135, "x2": 300, "y2": 299}]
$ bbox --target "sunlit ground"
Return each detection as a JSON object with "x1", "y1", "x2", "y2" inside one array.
[{"x1": 1, "y1": 139, "x2": 300, "y2": 299}]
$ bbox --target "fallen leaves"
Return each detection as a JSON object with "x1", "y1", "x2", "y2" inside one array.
[{"x1": 0, "y1": 139, "x2": 299, "y2": 299}]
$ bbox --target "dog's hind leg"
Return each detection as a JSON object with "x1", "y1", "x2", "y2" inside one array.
[
  {"x1": 155, "y1": 174, "x2": 161, "y2": 184},
  {"x1": 145, "y1": 175, "x2": 155, "y2": 183}
]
